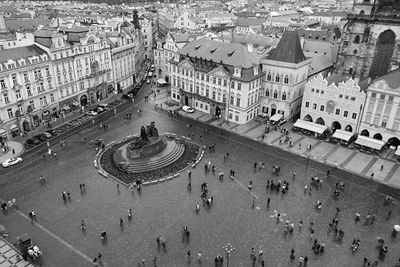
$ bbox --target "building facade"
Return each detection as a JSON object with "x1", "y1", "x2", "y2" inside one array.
[
  {"x1": 170, "y1": 39, "x2": 263, "y2": 124},
  {"x1": 34, "y1": 28, "x2": 113, "y2": 112},
  {"x1": 301, "y1": 73, "x2": 365, "y2": 133},
  {"x1": 107, "y1": 21, "x2": 141, "y2": 93},
  {"x1": 359, "y1": 69, "x2": 400, "y2": 147},
  {"x1": 0, "y1": 45, "x2": 58, "y2": 137},
  {"x1": 261, "y1": 31, "x2": 312, "y2": 120},
  {"x1": 335, "y1": 0, "x2": 400, "y2": 80}
]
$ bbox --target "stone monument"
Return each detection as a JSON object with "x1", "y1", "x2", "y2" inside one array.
[{"x1": 126, "y1": 122, "x2": 166, "y2": 159}]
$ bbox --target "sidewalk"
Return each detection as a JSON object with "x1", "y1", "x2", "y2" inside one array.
[
  {"x1": 0, "y1": 93, "x2": 124, "y2": 163},
  {"x1": 166, "y1": 106, "x2": 400, "y2": 190},
  {"x1": 0, "y1": 237, "x2": 33, "y2": 267}
]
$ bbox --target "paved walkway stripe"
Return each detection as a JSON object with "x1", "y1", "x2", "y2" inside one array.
[
  {"x1": 361, "y1": 157, "x2": 378, "y2": 175},
  {"x1": 322, "y1": 144, "x2": 340, "y2": 162},
  {"x1": 307, "y1": 140, "x2": 322, "y2": 153},
  {"x1": 231, "y1": 176, "x2": 259, "y2": 199},
  {"x1": 0, "y1": 198, "x2": 94, "y2": 265},
  {"x1": 340, "y1": 151, "x2": 358, "y2": 168},
  {"x1": 384, "y1": 163, "x2": 400, "y2": 182},
  {"x1": 241, "y1": 123, "x2": 263, "y2": 135}
]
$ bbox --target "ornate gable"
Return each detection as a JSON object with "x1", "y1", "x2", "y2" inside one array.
[
  {"x1": 178, "y1": 59, "x2": 194, "y2": 69},
  {"x1": 209, "y1": 66, "x2": 229, "y2": 78}
]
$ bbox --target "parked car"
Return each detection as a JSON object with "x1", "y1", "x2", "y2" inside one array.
[
  {"x1": 86, "y1": 110, "x2": 98, "y2": 116},
  {"x1": 97, "y1": 103, "x2": 110, "y2": 110},
  {"x1": 2, "y1": 157, "x2": 23, "y2": 167},
  {"x1": 41, "y1": 132, "x2": 52, "y2": 138},
  {"x1": 146, "y1": 79, "x2": 150, "y2": 84},
  {"x1": 36, "y1": 133, "x2": 50, "y2": 140},
  {"x1": 33, "y1": 135, "x2": 47, "y2": 142},
  {"x1": 46, "y1": 129, "x2": 61, "y2": 136},
  {"x1": 182, "y1": 105, "x2": 195, "y2": 113},
  {"x1": 25, "y1": 138, "x2": 39, "y2": 147}
]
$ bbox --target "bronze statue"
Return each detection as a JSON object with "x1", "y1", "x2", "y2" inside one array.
[{"x1": 140, "y1": 126, "x2": 148, "y2": 141}]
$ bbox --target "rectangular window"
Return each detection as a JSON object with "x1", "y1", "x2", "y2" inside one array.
[
  {"x1": 26, "y1": 86, "x2": 32, "y2": 96},
  {"x1": 312, "y1": 103, "x2": 317, "y2": 110},
  {"x1": 335, "y1": 108, "x2": 340, "y2": 115},
  {"x1": 50, "y1": 93, "x2": 55, "y2": 102},
  {"x1": 231, "y1": 81, "x2": 235, "y2": 89},
  {"x1": 236, "y1": 98, "x2": 240, "y2": 107},
  {"x1": 380, "y1": 94, "x2": 385, "y2": 100},
  {"x1": 80, "y1": 82, "x2": 84, "y2": 91},
  {"x1": 218, "y1": 78, "x2": 221, "y2": 86},
  {"x1": 212, "y1": 77, "x2": 216, "y2": 84},
  {"x1": 0, "y1": 79, "x2": 6, "y2": 89},
  {"x1": 343, "y1": 110, "x2": 348, "y2": 117},
  {"x1": 345, "y1": 95, "x2": 349, "y2": 100},
  {"x1": 305, "y1": 101, "x2": 310, "y2": 108},
  {"x1": 352, "y1": 112, "x2": 357, "y2": 119},
  {"x1": 235, "y1": 115, "x2": 239, "y2": 121},
  {"x1": 212, "y1": 91, "x2": 216, "y2": 100},
  {"x1": 15, "y1": 90, "x2": 21, "y2": 99},
  {"x1": 223, "y1": 80, "x2": 227, "y2": 87},
  {"x1": 206, "y1": 75, "x2": 209, "y2": 82},
  {"x1": 371, "y1": 92, "x2": 376, "y2": 98},
  {"x1": 3, "y1": 93, "x2": 10, "y2": 103},
  {"x1": 7, "y1": 108, "x2": 13, "y2": 118},
  {"x1": 350, "y1": 97, "x2": 356, "y2": 101},
  {"x1": 320, "y1": 105, "x2": 325, "y2": 112},
  {"x1": 230, "y1": 96, "x2": 234, "y2": 105},
  {"x1": 206, "y1": 89, "x2": 209, "y2": 98},
  {"x1": 201, "y1": 74, "x2": 204, "y2": 81},
  {"x1": 23, "y1": 73, "x2": 29, "y2": 82},
  {"x1": 196, "y1": 72, "x2": 199, "y2": 79},
  {"x1": 237, "y1": 83, "x2": 241, "y2": 90},
  {"x1": 388, "y1": 96, "x2": 394, "y2": 102}
]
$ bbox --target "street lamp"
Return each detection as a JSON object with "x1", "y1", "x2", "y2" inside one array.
[{"x1": 222, "y1": 243, "x2": 235, "y2": 267}]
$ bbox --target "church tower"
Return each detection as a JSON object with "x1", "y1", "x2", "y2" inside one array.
[{"x1": 335, "y1": 0, "x2": 400, "y2": 80}]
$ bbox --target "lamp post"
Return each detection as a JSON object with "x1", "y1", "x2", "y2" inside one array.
[
  {"x1": 222, "y1": 243, "x2": 235, "y2": 267},
  {"x1": 305, "y1": 152, "x2": 311, "y2": 177}
]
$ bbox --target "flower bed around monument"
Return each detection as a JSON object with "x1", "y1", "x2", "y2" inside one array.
[{"x1": 99, "y1": 138, "x2": 200, "y2": 184}]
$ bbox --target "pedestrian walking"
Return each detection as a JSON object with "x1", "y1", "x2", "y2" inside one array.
[
  {"x1": 81, "y1": 219, "x2": 86, "y2": 230},
  {"x1": 252, "y1": 197, "x2": 256, "y2": 209},
  {"x1": 292, "y1": 172, "x2": 296, "y2": 181},
  {"x1": 12, "y1": 149, "x2": 15, "y2": 155},
  {"x1": 187, "y1": 250, "x2": 191, "y2": 263},
  {"x1": 197, "y1": 251, "x2": 202, "y2": 263},
  {"x1": 120, "y1": 217, "x2": 124, "y2": 227},
  {"x1": 117, "y1": 184, "x2": 120, "y2": 191},
  {"x1": 267, "y1": 197, "x2": 270, "y2": 208},
  {"x1": 290, "y1": 248, "x2": 295, "y2": 260},
  {"x1": 380, "y1": 164, "x2": 384, "y2": 171}
]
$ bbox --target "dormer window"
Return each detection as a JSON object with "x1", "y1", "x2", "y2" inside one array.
[
  {"x1": 234, "y1": 66, "x2": 241, "y2": 77},
  {"x1": 253, "y1": 66, "x2": 258, "y2": 76}
]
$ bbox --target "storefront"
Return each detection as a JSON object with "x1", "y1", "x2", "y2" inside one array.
[
  {"x1": 10, "y1": 124, "x2": 19, "y2": 137},
  {"x1": 0, "y1": 128, "x2": 7, "y2": 141},
  {"x1": 32, "y1": 115, "x2": 40, "y2": 127},
  {"x1": 42, "y1": 110, "x2": 51, "y2": 122}
]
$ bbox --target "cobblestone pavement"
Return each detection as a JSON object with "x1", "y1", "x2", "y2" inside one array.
[
  {"x1": 0, "y1": 238, "x2": 33, "y2": 267},
  {"x1": 0, "y1": 85, "x2": 399, "y2": 267}
]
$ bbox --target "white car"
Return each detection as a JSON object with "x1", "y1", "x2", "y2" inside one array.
[
  {"x1": 86, "y1": 111, "x2": 98, "y2": 116},
  {"x1": 2, "y1": 157, "x2": 23, "y2": 168},
  {"x1": 182, "y1": 106, "x2": 195, "y2": 113}
]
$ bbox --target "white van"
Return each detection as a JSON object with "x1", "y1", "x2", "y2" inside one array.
[{"x1": 148, "y1": 72, "x2": 153, "y2": 78}]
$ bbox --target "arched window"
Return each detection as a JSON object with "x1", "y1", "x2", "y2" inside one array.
[
  {"x1": 267, "y1": 72, "x2": 271, "y2": 81},
  {"x1": 282, "y1": 92, "x2": 287, "y2": 101},
  {"x1": 275, "y1": 75, "x2": 280, "y2": 83},
  {"x1": 354, "y1": 35, "x2": 360, "y2": 44},
  {"x1": 284, "y1": 75, "x2": 289, "y2": 84},
  {"x1": 273, "y1": 90, "x2": 278, "y2": 99},
  {"x1": 353, "y1": 49, "x2": 358, "y2": 55},
  {"x1": 265, "y1": 89, "x2": 269, "y2": 97}
]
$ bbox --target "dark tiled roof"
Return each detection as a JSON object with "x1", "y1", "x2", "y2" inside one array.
[
  {"x1": 0, "y1": 6, "x2": 18, "y2": 13},
  {"x1": 236, "y1": 17, "x2": 265, "y2": 27},
  {"x1": 178, "y1": 38, "x2": 260, "y2": 68},
  {"x1": 0, "y1": 45, "x2": 48, "y2": 65},
  {"x1": 35, "y1": 38, "x2": 52, "y2": 48},
  {"x1": 326, "y1": 74, "x2": 347, "y2": 86},
  {"x1": 373, "y1": 68, "x2": 400, "y2": 89},
  {"x1": 266, "y1": 31, "x2": 306, "y2": 64},
  {"x1": 5, "y1": 19, "x2": 49, "y2": 32}
]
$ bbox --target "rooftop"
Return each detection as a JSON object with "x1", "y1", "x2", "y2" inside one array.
[
  {"x1": 236, "y1": 17, "x2": 265, "y2": 27},
  {"x1": 326, "y1": 74, "x2": 348, "y2": 86},
  {"x1": 178, "y1": 38, "x2": 259, "y2": 68},
  {"x1": 5, "y1": 19, "x2": 49, "y2": 33},
  {"x1": 0, "y1": 45, "x2": 47, "y2": 64},
  {"x1": 373, "y1": 68, "x2": 400, "y2": 89},
  {"x1": 266, "y1": 31, "x2": 306, "y2": 64}
]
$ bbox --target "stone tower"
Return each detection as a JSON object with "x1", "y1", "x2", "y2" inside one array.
[{"x1": 335, "y1": 0, "x2": 400, "y2": 80}]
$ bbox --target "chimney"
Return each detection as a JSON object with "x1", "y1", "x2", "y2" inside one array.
[
  {"x1": 299, "y1": 36, "x2": 305, "y2": 50},
  {"x1": 0, "y1": 15, "x2": 7, "y2": 33},
  {"x1": 247, "y1": 43, "x2": 253, "y2": 53}
]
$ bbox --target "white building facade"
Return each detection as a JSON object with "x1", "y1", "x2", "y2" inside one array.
[
  {"x1": 301, "y1": 73, "x2": 365, "y2": 133},
  {"x1": 359, "y1": 69, "x2": 400, "y2": 147},
  {"x1": 170, "y1": 39, "x2": 263, "y2": 124},
  {"x1": 0, "y1": 45, "x2": 58, "y2": 137},
  {"x1": 261, "y1": 31, "x2": 311, "y2": 120}
]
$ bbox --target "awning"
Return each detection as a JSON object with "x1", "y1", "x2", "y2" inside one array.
[
  {"x1": 0, "y1": 129, "x2": 6, "y2": 135},
  {"x1": 396, "y1": 147, "x2": 400, "y2": 156},
  {"x1": 331, "y1": 130, "x2": 354, "y2": 142},
  {"x1": 9, "y1": 124, "x2": 18, "y2": 130},
  {"x1": 63, "y1": 106, "x2": 71, "y2": 111},
  {"x1": 293, "y1": 119, "x2": 327, "y2": 134},
  {"x1": 270, "y1": 113, "x2": 283, "y2": 122},
  {"x1": 72, "y1": 102, "x2": 80, "y2": 107},
  {"x1": 157, "y1": 78, "x2": 167, "y2": 84},
  {"x1": 355, "y1": 135, "x2": 385, "y2": 150}
]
